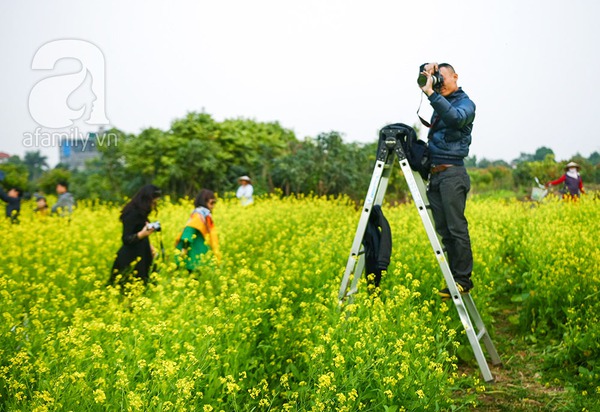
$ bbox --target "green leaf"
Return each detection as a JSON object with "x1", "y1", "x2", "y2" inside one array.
[{"x1": 511, "y1": 292, "x2": 530, "y2": 303}]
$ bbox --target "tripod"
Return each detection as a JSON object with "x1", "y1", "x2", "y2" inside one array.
[{"x1": 338, "y1": 124, "x2": 501, "y2": 382}]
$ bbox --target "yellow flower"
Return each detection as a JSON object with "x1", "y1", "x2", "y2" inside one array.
[{"x1": 93, "y1": 389, "x2": 106, "y2": 404}]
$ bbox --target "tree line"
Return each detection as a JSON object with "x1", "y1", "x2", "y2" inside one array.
[{"x1": 2, "y1": 111, "x2": 599, "y2": 202}]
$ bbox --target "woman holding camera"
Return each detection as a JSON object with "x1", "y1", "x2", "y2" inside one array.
[
  {"x1": 108, "y1": 184, "x2": 161, "y2": 286},
  {"x1": 175, "y1": 189, "x2": 221, "y2": 272}
]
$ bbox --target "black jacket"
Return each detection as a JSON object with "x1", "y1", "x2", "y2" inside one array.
[
  {"x1": 0, "y1": 187, "x2": 20, "y2": 223},
  {"x1": 362, "y1": 205, "x2": 392, "y2": 287},
  {"x1": 109, "y1": 208, "x2": 153, "y2": 284}
]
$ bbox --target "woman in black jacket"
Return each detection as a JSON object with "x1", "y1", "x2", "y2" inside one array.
[{"x1": 109, "y1": 184, "x2": 161, "y2": 286}]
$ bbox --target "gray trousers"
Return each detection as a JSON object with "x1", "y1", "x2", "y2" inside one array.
[{"x1": 427, "y1": 166, "x2": 473, "y2": 288}]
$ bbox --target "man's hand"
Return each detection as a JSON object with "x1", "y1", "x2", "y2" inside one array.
[
  {"x1": 423, "y1": 62, "x2": 438, "y2": 73},
  {"x1": 419, "y1": 62, "x2": 438, "y2": 96}
]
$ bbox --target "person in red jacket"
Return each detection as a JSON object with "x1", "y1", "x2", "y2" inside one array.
[{"x1": 546, "y1": 161, "x2": 585, "y2": 198}]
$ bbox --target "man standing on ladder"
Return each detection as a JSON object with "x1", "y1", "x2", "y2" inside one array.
[{"x1": 418, "y1": 62, "x2": 476, "y2": 298}]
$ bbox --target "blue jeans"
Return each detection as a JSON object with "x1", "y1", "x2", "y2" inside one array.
[{"x1": 427, "y1": 166, "x2": 473, "y2": 288}]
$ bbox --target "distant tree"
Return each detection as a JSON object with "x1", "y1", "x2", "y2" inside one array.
[
  {"x1": 477, "y1": 158, "x2": 492, "y2": 168},
  {"x1": 23, "y1": 150, "x2": 49, "y2": 181},
  {"x1": 469, "y1": 168, "x2": 493, "y2": 191},
  {"x1": 69, "y1": 161, "x2": 114, "y2": 201},
  {"x1": 588, "y1": 151, "x2": 600, "y2": 166},
  {"x1": 121, "y1": 127, "x2": 179, "y2": 194},
  {"x1": 71, "y1": 140, "x2": 130, "y2": 202},
  {"x1": 513, "y1": 160, "x2": 536, "y2": 188},
  {"x1": 491, "y1": 159, "x2": 511, "y2": 168},
  {"x1": 314, "y1": 131, "x2": 347, "y2": 195},
  {"x1": 512, "y1": 152, "x2": 534, "y2": 165},
  {"x1": 94, "y1": 128, "x2": 131, "y2": 197},
  {"x1": 37, "y1": 167, "x2": 72, "y2": 195},
  {"x1": 172, "y1": 137, "x2": 223, "y2": 196},
  {"x1": 271, "y1": 135, "x2": 381, "y2": 200},
  {"x1": 216, "y1": 117, "x2": 296, "y2": 193},
  {"x1": 465, "y1": 157, "x2": 511, "y2": 169},
  {"x1": 118, "y1": 111, "x2": 300, "y2": 198},
  {"x1": 513, "y1": 154, "x2": 561, "y2": 189},
  {"x1": 512, "y1": 147, "x2": 554, "y2": 166},
  {"x1": 0, "y1": 162, "x2": 28, "y2": 194},
  {"x1": 464, "y1": 156, "x2": 477, "y2": 167},
  {"x1": 533, "y1": 146, "x2": 554, "y2": 161},
  {"x1": 272, "y1": 138, "x2": 318, "y2": 196},
  {"x1": 6, "y1": 155, "x2": 24, "y2": 166},
  {"x1": 54, "y1": 162, "x2": 71, "y2": 170}
]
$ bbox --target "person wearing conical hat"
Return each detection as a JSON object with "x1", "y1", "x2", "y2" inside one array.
[
  {"x1": 236, "y1": 175, "x2": 254, "y2": 206},
  {"x1": 546, "y1": 161, "x2": 585, "y2": 198}
]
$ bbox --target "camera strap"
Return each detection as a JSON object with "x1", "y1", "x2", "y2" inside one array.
[
  {"x1": 417, "y1": 92, "x2": 432, "y2": 127},
  {"x1": 416, "y1": 92, "x2": 439, "y2": 133}
]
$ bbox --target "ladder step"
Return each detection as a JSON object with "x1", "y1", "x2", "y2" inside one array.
[{"x1": 477, "y1": 329, "x2": 487, "y2": 340}]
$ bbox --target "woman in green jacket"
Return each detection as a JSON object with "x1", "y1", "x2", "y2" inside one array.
[{"x1": 175, "y1": 189, "x2": 221, "y2": 272}]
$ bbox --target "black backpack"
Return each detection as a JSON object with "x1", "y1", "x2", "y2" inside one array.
[{"x1": 379, "y1": 123, "x2": 431, "y2": 180}]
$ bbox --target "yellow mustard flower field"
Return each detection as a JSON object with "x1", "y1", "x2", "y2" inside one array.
[{"x1": 1, "y1": 194, "x2": 599, "y2": 411}]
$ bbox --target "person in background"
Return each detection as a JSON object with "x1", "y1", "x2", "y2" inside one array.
[
  {"x1": 175, "y1": 189, "x2": 221, "y2": 272},
  {"x1": 108, "y1": 184, "x2": 161, "y2": 286},
  {"x1": 0, "y1": 185, "x2": 22, "y2": 224},
  {"x1": 51, "y1": 181, "x2": 75, "y2": 215},
  {"x1": 236, "y1": 175, "x2": 254, "y2": 206},
  {"x1": 34, "y1": 195, "x2": 50, "y2": 216},
  {"x1": 546, "y1": 161, "x2": 585, "y2": 199},
  {"x1": 418, "y1": 62, "x2": 476, "y2": 298}
]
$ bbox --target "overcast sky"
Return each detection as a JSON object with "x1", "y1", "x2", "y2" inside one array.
[{"x1": 1, "y1": 0, "x2": 599, "y2": 167}]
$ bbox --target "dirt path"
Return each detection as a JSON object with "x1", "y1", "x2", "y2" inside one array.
[{"x1": 467, "y1": 307, "x2": 573, "y2": 411}]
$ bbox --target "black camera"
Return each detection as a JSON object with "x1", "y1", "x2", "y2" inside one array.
[
  {"x1": 147, "y1": 221, "x2": 161, "y2": 232},
  {"x1": 417, "y1": 64, "x2": 444, "y2": 92}
]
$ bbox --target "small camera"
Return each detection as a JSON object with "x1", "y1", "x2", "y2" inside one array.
[
  {"x1": 147, "y1": 221, "x2": 161, "y2": 232},
  {"x1": 417, "y1": 64, "x2": 444, "y2": 92}
]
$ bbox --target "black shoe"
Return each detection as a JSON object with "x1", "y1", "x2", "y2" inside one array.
[{"x1": 438, "y1": 283, "x2": 471, "y2": 299}]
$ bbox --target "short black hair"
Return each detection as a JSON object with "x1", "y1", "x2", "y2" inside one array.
[
  {"x1": 438, "y1": 63, "x2": 455, "y2": 73},
  {"x1": 57, "y1": 180, "x2": 69, "y2": 189}
]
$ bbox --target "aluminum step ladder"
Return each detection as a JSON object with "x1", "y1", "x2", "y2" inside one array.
[{"x1": 338, "y1": 124, "x2": 502, "y2": 382}]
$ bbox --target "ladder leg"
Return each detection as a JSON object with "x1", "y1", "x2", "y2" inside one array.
[
  {"x1": 450, "y1": 294, "x2": 495, "y2": 382},
  {"x1": 346, "y1": 254, "x2": 366, "y2": 304},
  {"x1": 463, "y1": 294, "x2": 502, "y2": 366},
  {"x1": 338, "y1": 156, "x2": 392, "y2": 303},
  {"x1": 397, "y1": 156, "x2": 501, "y2": 382}
]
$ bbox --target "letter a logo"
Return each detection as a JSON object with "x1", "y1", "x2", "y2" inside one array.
[{"x1": 29, "y1": 39, "x2": 109, "y2": 128}]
